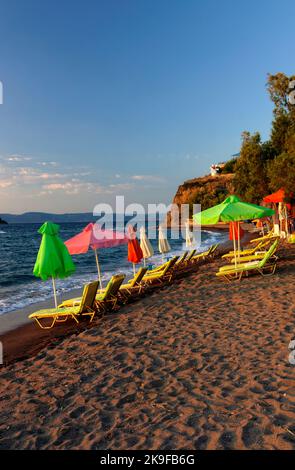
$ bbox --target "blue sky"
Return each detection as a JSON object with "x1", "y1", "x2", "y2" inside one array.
[{"x1": 0, "y1": 0, "x2": 294, "y2": 213}]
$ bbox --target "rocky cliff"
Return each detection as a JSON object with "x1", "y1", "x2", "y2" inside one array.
[
  {"x1": 166, "y1": 173, "x2": 234, "y2": 226},
  {"x1": 0, "y1": 217, "x2": 8, "y2": 224}
]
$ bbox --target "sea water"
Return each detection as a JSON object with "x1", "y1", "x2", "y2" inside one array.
[{"x1": 0, "y1": 219, "x2": 226, "y2": 315}]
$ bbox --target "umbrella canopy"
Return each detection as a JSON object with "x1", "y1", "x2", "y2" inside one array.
[
  {"x1": 33, "y1": 221, "x2": 76, "y2": 307},
  {"x1": 158, "y1": 225, "x2": 171, "y2": 256},
  {"x1": 127, "y1": 225, "x2": 143, "y2": 274},
  {"x1": 65, "y1": 223, "x2": 128, "y2": 289},
  {"x1": 193, "y1": 195, "x2": 275, "y2": 272},
  {"x1": 193, "y1": 195, "x2": 275, "y2": 225},
  {"x1": 263, "y1": 188, "x2": 286, "y2": 204},
  {"x1": 139, "y1": 226, "x2": 154, "y2": 265},
  {"x1": 229, "y1": 221, "x2": 244, "y2": 241},
  {"x1": 65, "y1": 223, "x2": 128, "y2": 253}
]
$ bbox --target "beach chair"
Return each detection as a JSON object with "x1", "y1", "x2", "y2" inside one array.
[
  {"x1": 222, "y1": 236, "x2": 279, "y2": 259},
  {"x1": 60, "y1": 274, "x2": 126, "y2": 313},
  {"x1": 109, "y1": 267, "x2": 148, "y2": 302},
  {"x1": 95, "y1": 274, "x2": 126, "y2": 313},
  {"x1": 143, "y1": 256, "x2": 179, "y2": 285},
  {"x1": 176, "y1": 251, "x2": 189, "y2": 265},
  {"x1": 216, "y1": 239, "x2": 279, "y2": 281},
  {"x1": 249, "y1": 230, "x2": 275, "y2": 244},
  {"x1": 119, "y1": 267, "x2": 148, "y2": 295},
  {"x1": 229, "y1": 240, "x2": 279, "y2": 263},
  {"x1": 174, "y1": 249, "x2": 197, "y2": 274},
  {"x1": 191, "y1": 244, "x2": 218, "y2": 263},
  {"x1": 28, "y1": 280, "x2": 99, "y2": 329}
]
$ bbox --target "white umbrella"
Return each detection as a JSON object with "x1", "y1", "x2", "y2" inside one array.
[
  {"x1": 185, "y1": 221, "x2": 195, "y2": 248},
  {"x1": 158, "y1": 225, "x2": 171, "y2": 262},
  {"x1": 140, "y1": 226, "x2": 154, "y2": 266}
]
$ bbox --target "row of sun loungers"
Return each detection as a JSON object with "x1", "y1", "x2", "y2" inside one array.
[
  {"x1": 29, "y1": 244, "x2": 219, "y2": 329},
  {"x1": 29, "y1": 234, "x2": 280, "y2": 329}
]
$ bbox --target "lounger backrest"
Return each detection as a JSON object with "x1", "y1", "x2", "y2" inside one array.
[
  {"x1": 101, "y1": 274, "x2": 126, "y2": 301},
  {"x1": 79, "y1": 280, "x2": 99, "y2": 313},
  {"x1": 258, "y1": 239, "x2": 279, "y2": 268},
  {"x1": 210, "y1": 244, "x2": 219, "y2": 255},
  {"x1": 162, "y1": 256, "x2": 179, "y2": 274},
  {"x1": 186, "y1": 249, "x2": 196, "y2": 262},
  {"x1": 177, "y1": 251, "x2": 188, "y2": 264},
  {"x1": 129, "y1": 267, "x2": 148, "y2": 286},
  {"x1": 250, "y1": 230, "x2": 275, "y2": 243},
  {"x1": 205, "y1": 244, "x2": 214, "y2": 256}
]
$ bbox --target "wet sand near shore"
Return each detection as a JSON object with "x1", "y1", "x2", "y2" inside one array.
[{"x1": 0, "y1": 240, "x2": 294, "y2": 450}]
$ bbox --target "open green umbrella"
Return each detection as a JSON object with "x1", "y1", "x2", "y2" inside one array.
[
  {"x1": 33, "y1": 221, "x2": 76, "y2": 307},
  {"x1": 193, "y1": 195, "x2": 275, "y2": 225},
  {"x1": 193, "y1": 195, "x2": 275, "y2": 269}
]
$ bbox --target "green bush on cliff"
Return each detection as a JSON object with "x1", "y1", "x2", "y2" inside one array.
[{"x1": 233, "y1": 72, "x2": 295, "y2": 203}]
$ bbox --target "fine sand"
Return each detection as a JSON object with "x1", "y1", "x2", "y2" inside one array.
[{"x1": 0, "y1": 241, "x2": 294, "y2": 450}]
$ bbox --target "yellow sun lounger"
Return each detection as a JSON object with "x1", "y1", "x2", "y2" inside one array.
[
  {"x1": 191, "y1": 243, "x2": 219, "y2": 262},
  {"x1": 29, "y1": 280, "x2": 99, "y2": 329},
  {"x1": 216, "y1": 239, "x2": 279, "y2": 281},
  {"x1": 229, "y1": 242, "x2": 279, "y2": 263},
  {"x1": 250, "y1": 230, "x2": 275, "y2": 243},
  {"x1": 222, "y1": 236, "x2": 279, "y2": 259},
  {"x1": 60, "y1": 274, "x2": 126, "y2": 313},
  {"x1": 177, "y1": 249, "x2": 197, "y2": 269},
  {"x1": 143, "y1": 256, "x2": 179, "y2": 285},
  {"x1": 118, "y1": 267, "x2": 148, "y2": 295}
]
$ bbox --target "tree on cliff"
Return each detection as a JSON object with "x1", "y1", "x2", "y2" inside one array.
[
  {"x1": 233, "y1": 72, "x2": 295, "y2": 203},
  {"x1": 233, "y1": 132, "x2": 275, "y2": 204}
]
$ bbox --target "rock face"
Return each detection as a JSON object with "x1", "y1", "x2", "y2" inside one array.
[
  {"x1": 0, "y1": 217, "x2": 8, "y2": 224},
  {"x1": 166, "y1": 173, "x2": 234, "y2": 226}
]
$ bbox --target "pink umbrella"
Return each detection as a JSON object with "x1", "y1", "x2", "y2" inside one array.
[{"x1": 65, "y1": 223, "x2": 128, "y2": 289}]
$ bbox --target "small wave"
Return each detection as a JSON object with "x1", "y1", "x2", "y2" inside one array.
[{"x1": 0, "y1": 230, "x2": 6, "y2": 234}]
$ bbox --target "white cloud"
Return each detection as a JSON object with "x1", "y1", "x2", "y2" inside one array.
[
  {"x1": 42, "y1": 181, "x2": 110, "y2": 196},
  {"x1": 0, "y1": 179, "x2": 13, "y2": 189},
  {"x1": 131, "y1": 174, "x2": 165, "y2": 183},
  {"x1": 109, "y1": 182, "x2": 134, "y2": 191},
  {"x1": 5, "y1": 154, "x2": 32, "y2": 162}
]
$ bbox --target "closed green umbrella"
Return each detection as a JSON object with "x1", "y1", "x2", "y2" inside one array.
[
  {"x1": 193, "y1": 195, "x2": 275, "y2": 269},
  {"x1": 33, "y1": 221, "x2": 76, "y2": 307}
]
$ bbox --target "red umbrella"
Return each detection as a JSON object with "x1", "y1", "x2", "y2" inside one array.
[
  {"x1": 263, "y1": 189, "x2": 292, "y2": 235},
  {"x1": 127, "y1": 225, "x2": 143, "y2": 275},
  {"x1": 263, "y1": 188, "x2": 286, "y2": 204},
  {"x1": 229, "y1": 221, "x2": 244, "y2": 240}
]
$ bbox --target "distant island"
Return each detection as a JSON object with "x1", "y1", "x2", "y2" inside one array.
[
  {"x1": 0, "y1": 217, "x2": 8, "y2": 224},
  {"x1": 0, "y1": 212, "x2": 96, "y2": 224}
]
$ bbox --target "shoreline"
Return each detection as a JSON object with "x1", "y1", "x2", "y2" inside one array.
[
  {"x1": 0, "y1": 229, "x2": 235, "y2": 336},
  {"x1": 0, "y1": 232, "x2": 253, "y2": 365}
]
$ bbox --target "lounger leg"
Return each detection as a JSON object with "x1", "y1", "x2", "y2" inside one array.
[
  {"x1": 56, "y1": 315, "x2": 69, "y2": 323},
  {"x1": 70, "y1": 314, "x2": 79, "y2": 324},
  {"x1": 34, "y1": 317, "x2": 57, "y2": 329}
]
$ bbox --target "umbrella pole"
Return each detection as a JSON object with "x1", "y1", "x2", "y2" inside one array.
[
  {"x1": 237, "y1": 221, "x2": 241, "y2": 264},
  {"x1": 285, "y1": 205, "x2": 289, "y2": 238},
  {"x1": 52, "y1": 277, "x2": 58, "y2": 308},
  {"x1": 233, "y1": 235, "x2": 237, "y2": 275},
  {"x1": 94, "y1": 249, "x2": 103, "y2": 290},
  {"x1": 143, "y1": 258, "x2": 146, "y2": 267}
]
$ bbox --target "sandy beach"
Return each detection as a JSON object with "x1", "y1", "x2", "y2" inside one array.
[{"x1": 0, "y1": 240, "x2": 295, "y2": 450}]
